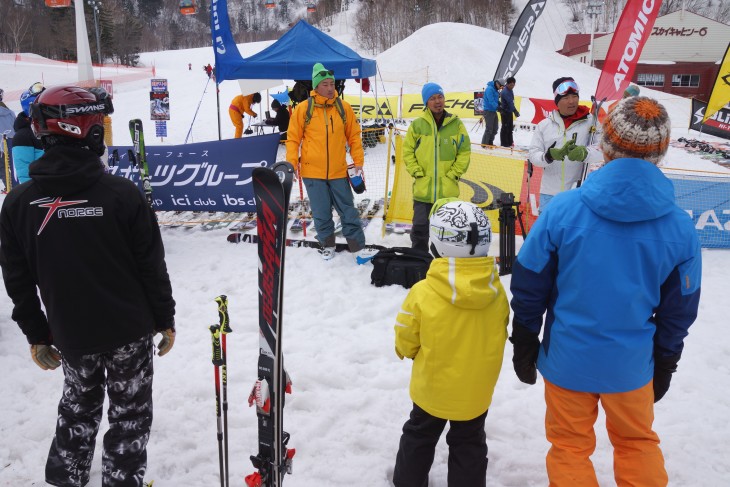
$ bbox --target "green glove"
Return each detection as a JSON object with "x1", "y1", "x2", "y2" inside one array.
[
  {"x1": 156, "y1": 328, "x2": 176, "y2": 357},
  {"x1": 31, "y1": 344, "x2": 61, "y2": 370},
  {"x1": 547, "y1": 140, "x2": 576, "y2": 162},
  {"x1": 567, "y1": 144, "x2": 588, "y2": 162}
]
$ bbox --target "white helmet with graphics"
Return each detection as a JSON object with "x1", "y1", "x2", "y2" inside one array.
[{"x1": 428, "y1": 198, "x2": 492, "y2": 258}]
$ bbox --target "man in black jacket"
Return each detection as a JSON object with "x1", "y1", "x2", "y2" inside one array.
[
  {"x1": 0, "y1": 85, "x2": 176, "y2": 487},
  {"x1": 265, "y1": 98, "x2": 290, "y2": 141}
]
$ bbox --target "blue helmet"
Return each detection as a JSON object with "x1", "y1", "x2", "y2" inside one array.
[{"x1": 20, "y1": 82, "x2": 44, "y2": 116}]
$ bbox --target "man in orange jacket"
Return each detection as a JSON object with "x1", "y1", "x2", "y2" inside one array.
[
  {"x1": 229, "y1": 92, "x2": 261, "y2": 138},
  {"x1": 286, "y1": 63, "x2": 367, "y2": 262}
]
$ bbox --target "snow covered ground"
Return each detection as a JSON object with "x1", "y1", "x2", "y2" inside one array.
[{"x1": 1, "y1": 19, "x2": 730, "y2": 487}]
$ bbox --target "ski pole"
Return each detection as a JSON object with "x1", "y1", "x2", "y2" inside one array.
[
  {"x1": 297, "y1": 161, "x2": 308, "y2": 237},
  {"x1": 185, "y1": 76, "x2": 212, "y2": 144},
  {"x1": 209, "y1": 324, "x2": 225, "y2": 487},
  {"x1": 215, "y1": 295, "x2": 232, "y2": 487}
]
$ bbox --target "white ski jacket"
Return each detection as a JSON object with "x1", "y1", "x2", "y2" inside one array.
[{"x1": 528, "y1": 109, "x2": 603, "y2": 196}]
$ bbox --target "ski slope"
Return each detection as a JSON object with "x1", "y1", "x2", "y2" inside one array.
[{"x1": 1, "y1": 20, "x2": 730, "y2": 487}]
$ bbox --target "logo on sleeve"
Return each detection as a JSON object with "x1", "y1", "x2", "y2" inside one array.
[{"x1": 31, "y1": 197, "x2": 104, "y2": 235}]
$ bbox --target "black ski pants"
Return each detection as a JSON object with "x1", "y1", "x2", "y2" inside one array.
[
  {"x1": 393, "y1": 403, "x2": 489, "y2": 487},
  {"x1": 499, "y1": 111, "x2": 514, "y2": 148},
  {"x1": 410, "y1": 201, "x2": 434, "y2": 253},
  {"x1": 46, "y1": 335, "x2": 154, "y2": 487}
]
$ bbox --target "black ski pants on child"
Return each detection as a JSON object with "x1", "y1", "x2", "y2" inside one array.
[
  {"x1": 45, "y1": 335, "x2": 154, "y2": 487},
  {"x1": 393, "y1": 403, "x2": 489, "y2": 487}
]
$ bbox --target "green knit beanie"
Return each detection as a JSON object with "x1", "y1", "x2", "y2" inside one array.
[{"x1": 312, "y1": 63, "x2": 334, "y2": 90}]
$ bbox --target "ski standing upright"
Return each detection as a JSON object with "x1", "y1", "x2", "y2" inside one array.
[
  {"x1": 245, "y1": 161, "x2": 296, "y2": 487},
  {"x1": 128, "y1": 119, "x2": 153, "y2": 206}
]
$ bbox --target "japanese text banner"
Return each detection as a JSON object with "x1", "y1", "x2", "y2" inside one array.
[{"x1": 108, "y1": 134, "x2": 281, "y2": 211}]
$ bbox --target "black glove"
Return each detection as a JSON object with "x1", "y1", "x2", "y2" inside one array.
[
  {"x1": 544, "y1": 141, "x2": 557, "y2": 163},
  {"x1": 514, "y1": 109, "x2": 520, "y2": 118},
  {"x1": 653, "y1": 352, "x2": 681, "y2": 403},
  {"x1": 509, "y1": 323, "x2": 540, "y2": 385}
]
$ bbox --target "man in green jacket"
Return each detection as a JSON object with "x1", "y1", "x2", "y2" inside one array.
[{"x1": 403, "y1": 82, "x2": 471, "y2": 252}]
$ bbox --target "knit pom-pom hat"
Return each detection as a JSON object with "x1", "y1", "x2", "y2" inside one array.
[{"x1": 601, "y1": 96, "x2": 671, "y2": 165}]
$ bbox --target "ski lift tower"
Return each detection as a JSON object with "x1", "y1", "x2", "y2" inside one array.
[{"x1": 587, "y1": 0, "x2": 604, "y2": 67}]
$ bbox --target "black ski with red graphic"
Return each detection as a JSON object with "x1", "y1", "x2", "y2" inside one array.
[{"x1": 245, "y1": 161, "x2": 295, "y2": 487}]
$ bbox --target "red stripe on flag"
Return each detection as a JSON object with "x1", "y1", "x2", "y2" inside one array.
[{"x1": 595, "y1": 0, "x2": 663, "y2": 102}]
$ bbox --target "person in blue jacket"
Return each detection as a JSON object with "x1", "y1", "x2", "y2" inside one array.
[
  {"x1": 498, "y1": 76, "x2": 519, "y2": 147},
  {"x1": 12, "y1": 110, "x2": 44, "y2": 184},
  {"x1": 480, "y1": 79, "x2": 503, "y2": 146},
  {"x1": 509, "y1": 97, "x2": 701, "y2": 487},
  {"x1": 12, "y1": 83, "x2": 44, "y2": 184}
]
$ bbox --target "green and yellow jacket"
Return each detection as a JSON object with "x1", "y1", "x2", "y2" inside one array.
[{"x1": 403, "y1": 110, "x2": 471, "y2": 203}]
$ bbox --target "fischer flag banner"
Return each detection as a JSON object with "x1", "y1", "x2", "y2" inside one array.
[
  {"x1": 494, "y1": 0, "x2": 547, "y2": 81},
  {"x1": 702, "y1": 42, "x2": 730, "y2": 124},
  {"x1": 595, "y1": 0, "x2": 662, "y2": 102}
]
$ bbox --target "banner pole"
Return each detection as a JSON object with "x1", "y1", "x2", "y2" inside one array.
[{"x1": 216, "y1": 81, "x2": 222, "y2": 141}]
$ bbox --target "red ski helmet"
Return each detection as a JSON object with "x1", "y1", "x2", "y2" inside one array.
[{"x1": 30, "y1": 85, "x2": 114, "y2": 155}]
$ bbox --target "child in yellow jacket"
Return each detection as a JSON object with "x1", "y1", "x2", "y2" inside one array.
[{"x1": 393, "y1": 198, "x2": 509, "y2": 487}]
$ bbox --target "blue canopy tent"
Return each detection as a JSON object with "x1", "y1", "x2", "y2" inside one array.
[
  {"x1": 229, "y1": 21, "x2": 375, "y2": 82},
  {"x1": 214, "y1": 19, "x2": 377, "y2": 83},
  {"x1": 210, "y1": 2, "x2": 376, "y2": 138}
]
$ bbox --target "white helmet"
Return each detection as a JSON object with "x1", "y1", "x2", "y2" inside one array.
[{"x1": 429, "y1": 198, "x2": 492, "y2": 258}]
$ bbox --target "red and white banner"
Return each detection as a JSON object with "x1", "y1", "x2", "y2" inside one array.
[{"x1": 595, "y1": 0, "x2": 662, "y2": 102}]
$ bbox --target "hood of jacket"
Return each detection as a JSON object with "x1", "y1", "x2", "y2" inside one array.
[
  {"x1": 29, "y1": 145, "x2": 105, "y2": 196},
  {"x1": 425, "y1": 257, "x2": 502, "y2": 310},
  {"x1": 13, "y1": 112, "x2": 32, "y2": 131},
  {"x1": 580, "y1": 157, "x2": 675, "y2": 223},
  {"x1": 308, "y1": 89, "x2": 340, "y2": 105}
]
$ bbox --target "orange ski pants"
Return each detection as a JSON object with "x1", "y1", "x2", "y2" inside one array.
[
  {"x1": 229, "y1": 107, "x2": 243, "y2": 138},
  {"x1": 544, "y1": 379, "x2": 667, "y2": 487}
]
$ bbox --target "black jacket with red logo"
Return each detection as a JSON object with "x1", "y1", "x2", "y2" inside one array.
[{"x1": 0, "y1": 145, "x2": 175, "y2": 356}]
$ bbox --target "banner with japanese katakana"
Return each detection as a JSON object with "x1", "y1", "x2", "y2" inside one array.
[{"x1": 107, "y1": 133, "x2": 281, "y2": 211}]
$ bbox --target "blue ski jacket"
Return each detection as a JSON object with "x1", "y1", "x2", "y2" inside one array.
[
  {"x1": 483, "y1": 81, "x2": 500, "y2": 112},
  {"x1": 510, "y1": 158, "x2": 701, "y2": 393}
]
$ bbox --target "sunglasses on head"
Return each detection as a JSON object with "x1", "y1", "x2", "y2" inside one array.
[
  {"x1": 317, "y1": 70, "x2": 334, "y2": 77},
  {"x1": 554, "y1": 80, "x2": 580, "y2": 97},
  {"x1": 29, "y1": 82, "x2": 44, "y2": 96}
]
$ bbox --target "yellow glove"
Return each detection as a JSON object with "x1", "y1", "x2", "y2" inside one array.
[
  {"x1": 31, "y1": 344, "x2": 61, "y2": 370},
  {"x1": 156, "y1": 328, "x2": 176, "y2": 357}
]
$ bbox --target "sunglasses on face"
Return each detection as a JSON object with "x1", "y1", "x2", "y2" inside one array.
[
  {"x1": 553, "y1": 80, "x2": 580, "y2": 97},
  {"x1": 317, "y1": 70, "x2": 334, "y2": 77}
]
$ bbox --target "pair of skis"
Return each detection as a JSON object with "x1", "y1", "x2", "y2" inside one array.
[
  {"x1": 128, "y1": 119, "x2": 153, "y2": 207},
  {"x1": 577, "y1": 96, "x2": 606, "y2": 187},
  {"x1": 245, "y1": 162, "x2": 296, "y2": 487}
]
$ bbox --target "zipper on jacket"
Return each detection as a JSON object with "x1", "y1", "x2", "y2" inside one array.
[
  {"x1": 324, "y1": 105, "x2": 330, "y2": 179},
  {"x1": 433, "y1": 119, "x2": 439, "y2": 202}
]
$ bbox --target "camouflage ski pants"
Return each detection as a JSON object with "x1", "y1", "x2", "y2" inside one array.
[{"x1": 45, "y1": 335, "x2": 154, "y2": 487}]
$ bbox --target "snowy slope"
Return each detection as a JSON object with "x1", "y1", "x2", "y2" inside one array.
[{"x1": 1, "y1": 20, "x2": 730, "y2": 487}]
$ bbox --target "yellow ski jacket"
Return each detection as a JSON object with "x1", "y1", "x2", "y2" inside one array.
[{"x1": 395, "y1": 256, "x2": 509, "y2": 420}]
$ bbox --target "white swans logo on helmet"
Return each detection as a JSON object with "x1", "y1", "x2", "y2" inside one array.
[{"x1": 66, "y1": 103, "x2": 107, "y2": 115}]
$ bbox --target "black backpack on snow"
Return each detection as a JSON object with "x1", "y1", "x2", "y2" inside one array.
[{"x1": 370, "y1": 247, "x2": 433, "y2": 289}]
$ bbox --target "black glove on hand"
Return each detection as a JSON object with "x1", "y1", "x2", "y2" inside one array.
[
  {"x1": 653, "y1": 352, "x2": 681, "y2": 403},
  {"x1": 509, "y1": 324, "x2": 541, "y2": 385}
]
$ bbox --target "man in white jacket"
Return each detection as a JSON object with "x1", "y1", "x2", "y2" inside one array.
[{"x1": 528, "y1": 77, "x2": 603, "y2": 211}]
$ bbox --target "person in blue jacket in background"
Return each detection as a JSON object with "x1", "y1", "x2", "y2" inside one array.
[
  {"x1": 480, "y1": 79, "x2": 503, "y2": 146},
  {"x1": 12, "y1": 83, "x2": 44, "y2": 184},
  {"x1": 509, "y1": 97, "x2": 701, "y2": 487},
  {"x1": 498, "y1": 77, "x2": 519, "y2": 147}
]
